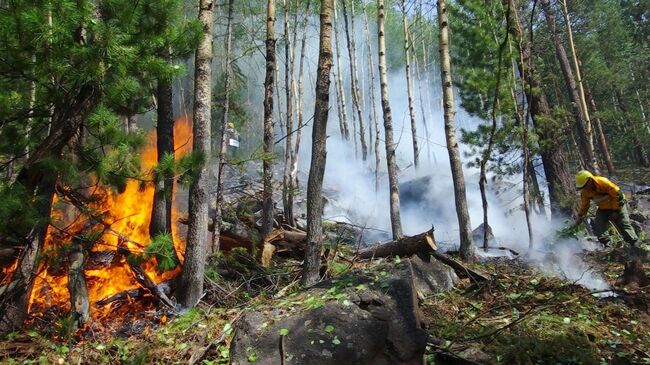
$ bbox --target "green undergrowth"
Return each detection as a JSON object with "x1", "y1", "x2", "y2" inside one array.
[{"x1": 422, "y1": 258, "x2": 650, "y2": 365}]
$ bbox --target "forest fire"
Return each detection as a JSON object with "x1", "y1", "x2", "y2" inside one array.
[{"x1": 27, "y1": 117, "x2": 193, "y2": 323}]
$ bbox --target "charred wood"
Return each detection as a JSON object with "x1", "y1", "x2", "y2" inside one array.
[{"x1": 117, "y1": 243, "x2": 176, "y2": 309}]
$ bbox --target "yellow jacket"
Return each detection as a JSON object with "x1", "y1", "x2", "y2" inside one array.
[{"x1": 578, "y1": 176, "x2": 622, "y2": 216}]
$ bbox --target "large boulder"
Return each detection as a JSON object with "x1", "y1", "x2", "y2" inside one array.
[{"x1": 230, "y1": 256, "x2": 457, "y2": 365}]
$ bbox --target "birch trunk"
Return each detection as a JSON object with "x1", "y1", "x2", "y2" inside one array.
[
  {"x1": 362, "y1": 3, "x2": 381, "y2": 191},
  {"x1": 261, "y1": 0, "x2": 277, "y2": 237},
  {"x1": 302, "y1": 0, "x2": 333, "y2": 287},
  {"x1": 282, "y1": 0, "x2": 296, "y2": 226},
  {"x1": 177, "y1": 0, "x2": 214, "y2": 308},
  {"x1": 333, "y1": 2, "x2": 350, "y2": 141},
  {"x1": 437, "y1": 0, "x2": 473, "y2": 260},
  {"x1": 401, "y1": 0, "x2": 419, "y2": 168},
  {"x1": 289, "y1": 0, "x2": 312, "y2": 206},
  {"x1": 211, "y1": 0, "x2": 234, "y2": 253},
  {"x1": 378, "y1": 0, "x2": 403, "y2": 240},
  {"x1": 341, "y1": 0, "x2": 368, "y2": 161}
]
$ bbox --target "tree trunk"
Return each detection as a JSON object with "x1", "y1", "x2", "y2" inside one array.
[
  {"x1": 282, "y1": 0, "x2": 296, "y2": 227},
  {"x1": 511, "y1": 5, "x2": 575, "y2": 217},
  {"x1": 177, "y1": 0, "x2": 214, "y2": 308},
  {"x1": 412, "y1": 28, "x2": 432, "y2": 165},
  {"x1": 67, "y1": 241, "x2": 89, "y2": 326},
  {"x1": 1, "y1": 79, "x2": 98, "y2": 332},
  {"x1": 401, "y1": 0, "x2": 419, "y2": 169},
  {"x1": 539, "y1": 0, "x2": 596, "y2": 173},
  {"x1": 332, "y1": 1, "x2": 350, "y2": 141},
  {"x1": 150, "y1": 48, "x2": 175, "y2": 240},
  {"x1": 378, "y1": 0, "x2": 403, "y2": 240},
  {"x1": 558, "y1": 0, "x2": 598, "y2": 172},
  {"x1": 341, "y1": 0, "x2": 368, "y2": 161},
  {"x1": 261, "y1": 0, "x2": 277, "y2": 237},
  {"x1": 358, "y1": 229, "x2": 436, "y2": 259},
  {"x1": 302, "y1": 0, "x2": 333, "y2": 287},
  {"x1": 437, "y1": 0, "x2": 473, "y2": 260},
  {"x1": 211, "y1": 0, "x2": 234, "y2": 253},
  {"x1": 362, "y1": 3, "x2": 381, "y2": 191},
  {"x1": 584, "y1": 82, "x2": 615, "y2": 175},
  {"x1": 616, "y1": 91, "x2": 650, "y2": 167},
  {"x1": 0, "y1": 178, "x2": 54, "y2": 333},
  {"x1": 289, "y1": 0, "x2": 312, "y2": 209}
]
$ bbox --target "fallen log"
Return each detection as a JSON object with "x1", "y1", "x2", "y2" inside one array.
[
  {"x1": 430, "y1": 251, "x2": 490, "y2": 282},
  {"x1": 117, "y1": 243, "x2": 176, "y2": 310},
  {"x1": 357, "y1": 229, "x2": 437, "y2": 259}
]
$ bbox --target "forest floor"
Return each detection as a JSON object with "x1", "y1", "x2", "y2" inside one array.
[
  {"x1": 1, "y1": 241, "x2": 649, "y2": 365},
  {"x1": 2, "y1": 166, "x2": 650, "y2": 365}
]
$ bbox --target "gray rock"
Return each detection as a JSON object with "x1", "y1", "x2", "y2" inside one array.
[{"x1": 230, "y1": 257, "x2": 455, "y2": 365}]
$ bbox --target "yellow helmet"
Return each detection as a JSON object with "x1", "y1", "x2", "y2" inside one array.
[{"x1": 575, "y1": 170, "x2": 593, "y2": 189}]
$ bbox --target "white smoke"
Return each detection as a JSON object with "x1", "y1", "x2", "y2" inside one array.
[{"x1": 227, "y1": 10, "x2": 610, "y2": 292}]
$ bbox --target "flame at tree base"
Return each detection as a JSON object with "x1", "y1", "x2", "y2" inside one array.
[{"x1": 28, "y1": 116, "x2": 193, "y2": 322}]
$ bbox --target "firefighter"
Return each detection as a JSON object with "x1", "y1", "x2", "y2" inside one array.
[{"x1": 574, "y1": 170, "x2": 638, "y2": 247}]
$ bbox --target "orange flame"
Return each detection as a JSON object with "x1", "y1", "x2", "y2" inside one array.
[{"x1": 29, "y1": 116, "x2": 193, "y2": 319}]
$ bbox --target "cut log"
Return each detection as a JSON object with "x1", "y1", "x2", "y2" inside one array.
[
  {"x1": 358, "y1": 229, "x2": 437, "y2": 259},
  {"x1": 67, "y1": 242, "x2": 90, "y2": 326},
  {"x1": 117, "y1": 243, "x2": 176, "y2": 309},
  {"x1": 430, "y1": 251, "x2": 490, "y2": 282}
]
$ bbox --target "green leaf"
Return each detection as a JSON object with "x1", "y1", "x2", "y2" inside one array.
[
  {"x1": 324, "y1": 325, "x2": 334, "y2": 333},
  {"x1": 332, "y1": 336, "x2": 341, "y2": 345},
  {"x1": 279, "y1": 328, "x2": 289, "y2": 336}
]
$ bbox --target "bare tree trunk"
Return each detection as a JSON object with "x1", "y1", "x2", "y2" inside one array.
[
  {"x1": 302, "y1": 0, "x2": 333, "y2": 287},
  {"x1": 412, "y1": 30, "x2": 432, "y2": 165},
  {"x1": 341, "y1": 0, "x2": 368, "y2": 161},
  {"x1": 261, "y1": 0, "x2": 277, "y2": 237},
  {"x1": 282, "y1": 0, "x2": 296, "y2": 227},
  {"x1": 68, "y1": 241, "x2": 89, "y2": 326},
  {"x1": 584, "y1": 82, "x2": 615, "y2": 175},
  {"x1": 151, "y1": 48, "x2": 175, "y2": 240},
  {"x1": 177, "y1": 0, "x2": 214, "y2": 308},
  {"x1": 558, "y1": 0, "x2": 598, "y2": 171},
  {"x1": 211, "y1": 0, "x2": 234, "y2": 253},
  {"x1": 378, "y1": 0, "x2": 403, "y2": 240},
  {"x1": 332, "y1": 2, "x2": 350, "y2": 141},
  {"x1": 401, "y1": 0, "x2": 419, "y2": 169},
  {"x1": 362, "y1": 3, "x2": 381, "y2": 191},
  {"x1": 540, "y1": 0, "x2": 596, "y2": 173},
  {"x1": 290, "y1": 0, "x2": 312, "y2": 201},
  {"x1": 437, "y1": 0, "x2": 473, "y2": 260}
]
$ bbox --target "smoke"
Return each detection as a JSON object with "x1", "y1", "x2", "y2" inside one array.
[{"x1": 225, "y1": 11, "x2": 610, "y2": 292}]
